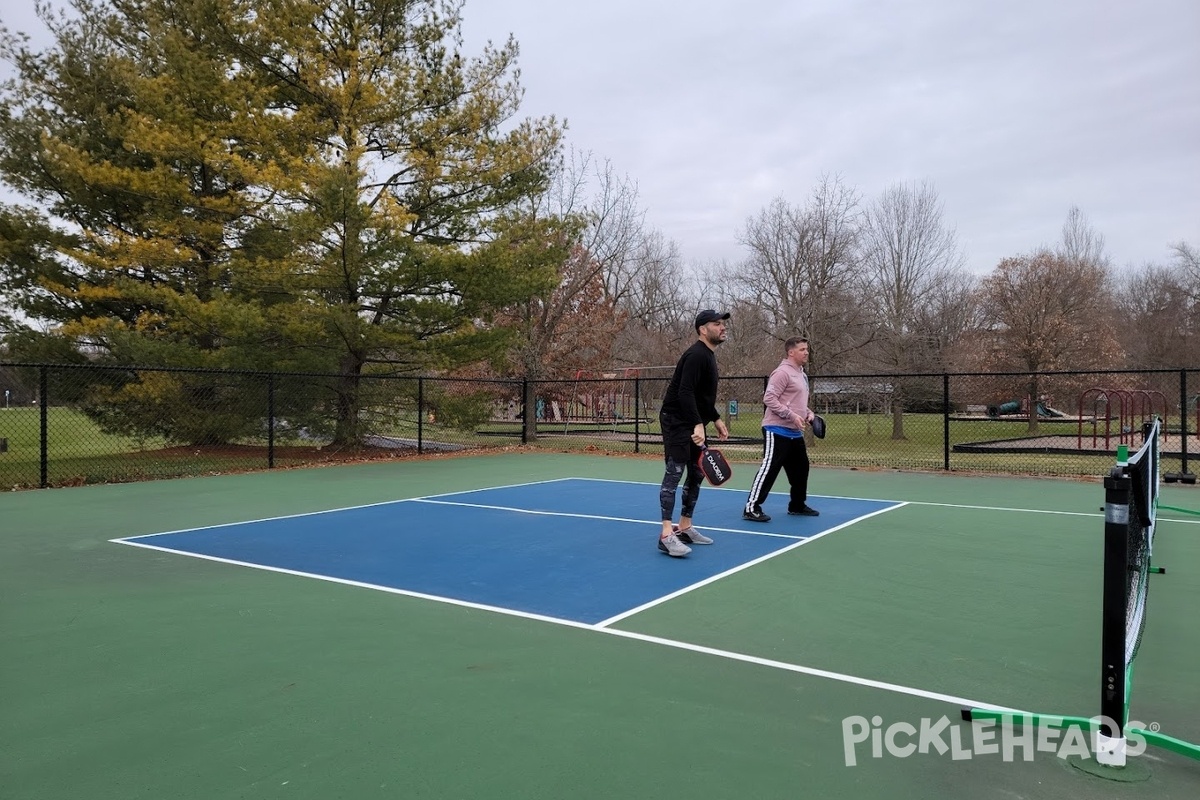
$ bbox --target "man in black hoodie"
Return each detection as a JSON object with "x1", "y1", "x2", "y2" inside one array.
[{"x1": 656, "y1": 309, "x2": 731, "y2": 557}]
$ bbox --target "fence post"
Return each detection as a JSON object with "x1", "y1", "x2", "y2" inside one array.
[
  {"x1": 267, "y1": 373, "x2": 276, "y2": 469},
  {"x1": 417, "y1": 377, "x2": 424, "y2": 455},
  {"x1": 39, "y1": 365, "x2": 48, "y2": 488},
  {"x1": 943, "y1": 373, "x2": 951, "y2": 471},
  {"x1": 521, "y1": 378, "x2": 528, "y2": 445},
  {"x1": 1181, "y1": 369, "x2": 1189, "y2": 475},
  {"x1": 634, "y1": 375, "x2": 641, "y2": 454}
]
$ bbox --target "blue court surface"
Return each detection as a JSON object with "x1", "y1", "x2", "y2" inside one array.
[{"x1": 116, "y1": 478, "x2": 901, "y2": 625}]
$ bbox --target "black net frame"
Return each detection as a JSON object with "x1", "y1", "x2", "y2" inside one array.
[{"x1": 1099, "y1": 417, "x2": 1160, "y2": 735}]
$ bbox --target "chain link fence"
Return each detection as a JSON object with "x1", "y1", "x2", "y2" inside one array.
[{"x1": 1, "y1": 363, "x2": 1196, "y2": 490}]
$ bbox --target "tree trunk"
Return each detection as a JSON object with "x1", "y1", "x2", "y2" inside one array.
[
  {"x1": 522, "y1": 378, "x2": 537, "y2": 442},
  {"x1": 332, "y1": 356, "x2": 364, "y2": 445},
  {"x1": 1026, "y1": 376, "x2": 1040, "y2": 434},
  {"x1": 890, "y1": 384, "x2": 907, "y2": 440}
]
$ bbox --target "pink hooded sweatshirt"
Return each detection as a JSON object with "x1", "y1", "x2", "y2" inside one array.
[{"x1": 761, "y1": 358, "x2": 813, "y2": 430}]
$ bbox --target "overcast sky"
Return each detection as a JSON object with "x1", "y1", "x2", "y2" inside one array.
[
  {"x1": 3, "y1": 1, "x2": 1197, "y2": 274},
  {"x1": 458, "y1": 0, "x2": 1199, "y2": 273}
]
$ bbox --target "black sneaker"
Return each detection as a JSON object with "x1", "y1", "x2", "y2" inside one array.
[
  {"x1": 742, "y1": 506, "x2": 771, "y2": 522},
  {"x1": 788, "y1": 505, "x2": 820, "y2": 517}
]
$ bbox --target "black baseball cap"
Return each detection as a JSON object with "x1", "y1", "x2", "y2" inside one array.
[{"x1": 695, "y1": 309, "x2": 730, "y2": 330}]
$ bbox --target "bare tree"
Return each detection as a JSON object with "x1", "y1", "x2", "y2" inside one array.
[
  {"x1": 728, "y1": 175, "x2": 871, "y2": 373},
  {"x1": 544, "y1": 147, "x2": 706, "y2": 365},
  {"x1": 1114, "y1": 262, "x2": 1196, "y2": 369},
  {"x1": 540, "y1": 148, "x2": 649, "y2": 302},
  {"x1": 1172, "y1": 241, "x2": 1200, "y2": 298},
  {"x1": 858, "y1": 181, "x2": 969, "y2": 437},
  {"x1": 1058, "y1": 206, "x2": 1110, "y2": 269},
  {"x1": 1115, "y1": 241, "x2": 1200, "y2": 372},
  {"x1": 979, "y1": 250, "x2": 1122, "y2": 432},
  {"x1": 497, "y1": 148, "x2": 659, "y2": 439},
  {"x1": 917, "y1": 269, "x2": 984, "y2": 370},
  {"x1": 610, "y1": 231, "x2": 696, "y2": 369},
  {"x1": 615, "y1": 230, "x2": 687, "y2": 327}
]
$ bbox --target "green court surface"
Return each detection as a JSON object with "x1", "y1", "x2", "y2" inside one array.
[{"x1": 2, "y1": 453, "x2": 1198, "y2": 799}]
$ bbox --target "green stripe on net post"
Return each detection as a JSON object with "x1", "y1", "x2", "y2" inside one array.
[
  {"x1": 1127, "y1": 727, "x2": 1200, "y2": 760},
  {"x1": 1158, "y1": 504, "x2": 1200, "y2": 516}
]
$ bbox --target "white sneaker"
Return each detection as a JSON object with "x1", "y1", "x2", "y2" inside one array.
[{"x1": 658, "y1": 532, "x2": 691, "y2": 557}]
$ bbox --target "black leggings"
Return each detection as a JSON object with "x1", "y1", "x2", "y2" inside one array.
[
  {"x1": 660, "y1": 454, "x2": 702, "y2": 521},
  {"x1": 659, "y1": 415, "x2": 703, "y2": 521}
]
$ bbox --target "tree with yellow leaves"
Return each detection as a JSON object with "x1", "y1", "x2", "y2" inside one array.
[{"x1": 0, "y1": 0, "x2": 570, "y2": 444}]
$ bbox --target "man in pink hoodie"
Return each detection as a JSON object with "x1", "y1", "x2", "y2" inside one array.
[{"x1": 743, "y1": 337, "x2": 820, "y2": 522}]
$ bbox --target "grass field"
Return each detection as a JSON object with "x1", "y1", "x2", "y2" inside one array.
[
  {"x1": 0, "y1": 407, "x2": 166, "y2": 458},
  {"x1": 0, "y1": 405, "x2": 1188, "y2": 489}
]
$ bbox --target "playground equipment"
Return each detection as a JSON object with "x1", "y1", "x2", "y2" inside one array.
[
  {"x1": 563, "y1": 369, "x2": 641, "y2": 424},
  {"x1": 1077, "y1": 387, "x2": 1167, "y2": 450},
  {"x1": 985, "y1": 400, "x2": 1022, "y2": 418},
  {"x1": 1036, "y1": 401, "x2": 1065, "y2": 417},
  {"x1": 985, "y1": 397, "x2": 1069, "y2": 419}
]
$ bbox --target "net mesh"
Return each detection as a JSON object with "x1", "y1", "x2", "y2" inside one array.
[{"x1": 1119, "y1": 418, "x2": 1160, "y2": 666}]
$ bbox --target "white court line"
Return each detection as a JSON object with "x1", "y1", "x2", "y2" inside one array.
[
  {"x1": 109, "y1": 475, "x2": 1136, "y2": 717},
  {"x1": 110, "y1": 534, "x2": 1015, "y2": 714},
  {"x1": 411, "y1": 498, "x2": 810, "y2": 539},
  {"x1": 595, "y1": 502, "x2": 906, "y2": 627},
  {"x1": 568, "y1": 477, "x2": 1200, "y2": 526},
  {"x1": 120, "y1": 473, "x2": 1152, "y2": 543},
  {"x1": 1154, "y1": 512, "x2": 1200, "y2": 526},
  {"x1": 116, "y1": 476, "x2": 585, "y2": 541},
  {"x1": 575, "y1": 477, "x2": 1113, "y2": 519},
  {"x1": 605, "y1": 628, "x2": 1021, "y2": 713}
]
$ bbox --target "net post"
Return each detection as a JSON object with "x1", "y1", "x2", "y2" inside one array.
[
  {"x1": 1099, "y1": 465, "x2": 1131, "y2": 766},
  {"x1": 1095, "y1": 731, "x2": 1126, "y2": 767}
]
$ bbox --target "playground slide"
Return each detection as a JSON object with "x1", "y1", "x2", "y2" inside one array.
[{"x1": 986, "y1": 400, "x2": 1068, "y2": 418}]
